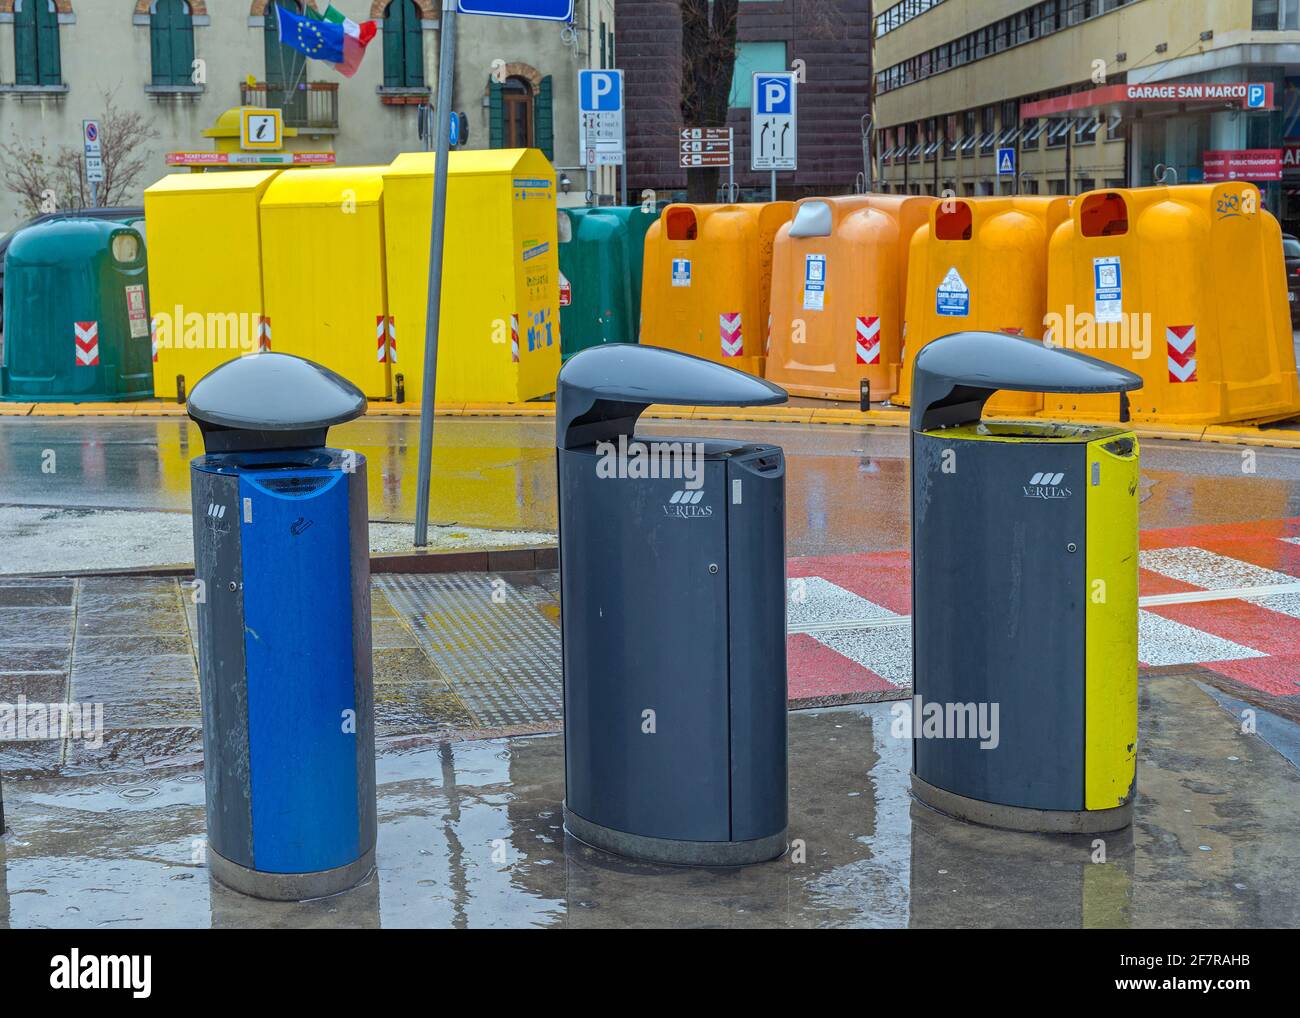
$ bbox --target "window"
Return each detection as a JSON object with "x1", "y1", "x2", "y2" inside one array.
[
  {"x1": 489, "y1": 74, "x2": 553, "y2": 159},
  {"x1": 1046, "y1": 118, "x2": 1071, "y2": 147},
  {"x1": 14, "y1": 0, "x2": 62, "y2": 87},
  {"x1": 1022, "y1": 118, "x2": 1044, "y2": 149},
  {"x1": 729, "y1": 41, "x2": 788, "y2": 109},
  {"x1": 980, "y1": 106, "x2": 996, "y2": 153},
  {"x1": 382, "y1": 0, "x2": 424, "y2": 88},
  {"x1": 150, "y1": 0, "x2": 195, "y2": 88}
]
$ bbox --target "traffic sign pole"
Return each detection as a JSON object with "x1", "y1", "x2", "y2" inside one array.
[
  {"x1": 414, "y1": 0, "x2": 574, "y2": 547},
  {"x1": 413, "y1": 0, "x2": 458, "y2": 547}
]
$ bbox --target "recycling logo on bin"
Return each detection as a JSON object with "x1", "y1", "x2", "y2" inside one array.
[
  {"x1": 803, "y1": 254, "x2": 826, "y2": 311},
  {"x1": 935, "y1": 266, "x2": 970, "y2": 317},
  {"x1": 672, "y1": 258, "x2": 692, "y2": 287}
]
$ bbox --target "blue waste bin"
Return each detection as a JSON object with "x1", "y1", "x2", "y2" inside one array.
[{"x1": 187, "y1": 353, "x2": 376, "y2": 900}]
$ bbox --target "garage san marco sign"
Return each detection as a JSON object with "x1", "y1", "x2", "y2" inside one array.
[{"x1": 1021, "y1": 82, "x2": 1274, "y2": 118}]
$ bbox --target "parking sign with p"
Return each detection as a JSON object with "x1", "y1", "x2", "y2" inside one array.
[{"x1": 751, "y1": 71, "x2": 797, "y2": 172}]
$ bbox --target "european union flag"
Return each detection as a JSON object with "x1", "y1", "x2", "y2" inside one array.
[{"x1": 275, "y1": 3, "x2": 345, "y2": 63}]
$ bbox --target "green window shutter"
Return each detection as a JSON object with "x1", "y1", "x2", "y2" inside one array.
[
  {"x1": 14, "y1": 2, "x2": 37, "y2": 86},
  {"x1": 535, "y1": 76, "x2": 554, "y2": 160},
  {"x1": 35, "y1": 0, "x2": 62, "y2": 86},
  {"x1": 151, "y1": 5, "x2": 173, "y2": 86},
  {"x1": 382, "y1": 0, "x2": 404, "y2": 87},
  {"x1": 403, "y1": 0, "x2": 424, "y2": 87},
  {"x1": 489, "y1": 79, "x2": 504, "y2": 148},
  {"x1": 152, "y1": 0, "x2": 194, "y2": 87},
  {"x1": 172, "y1": 1, "x2": 196, "y2": 87}
]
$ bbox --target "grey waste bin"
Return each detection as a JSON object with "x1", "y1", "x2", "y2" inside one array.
[
  {"x1": 909, "y1": 331, "x2": 1143, "y2": 833},
  {"x1": 556, "y1": 343, "x2": 790, "y2": 865},
  {"x1": 187, "y1": 353, "x2": 377, "y2": 900}
]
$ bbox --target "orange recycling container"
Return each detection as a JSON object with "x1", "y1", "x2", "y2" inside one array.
[
  {"x1": 640, "y1": 202, "x2": 793, "y2": 377},
  {"x1": 1040, "y1": 183, "x2": 1300, "y2": 425},
  {"x1": 766, "y1": 193, "x2": 935, "y2": 401},
  {"x1": 895, "y1": 195, "x2": 1071, "y2": 415}
]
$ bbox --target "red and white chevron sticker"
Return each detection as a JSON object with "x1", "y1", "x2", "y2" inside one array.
[
  {"x1": 510, "y1": 314, "x2": 520, "y2": 363},
  {"x1": 257, "y1": 315, "x2": 272, "y2": 352},
  {"x1": 720, "y1": 312, "x2": 743, "y2": 358},
  {"x1": 855, "y1": 315, "x2": 881, "y2": 365},
  {"x1": 376, "y1": 315, "x2": 397, "y2": 363},
  {"x1": 765, "y1": 312, "x2": 772, "y2": 355},
  {"x1": 1166, "y1": 324, "x2": 1197, "y2": 383},
  {"x1": 74, "y1": 321, "x2": 99, "y2": 366}
]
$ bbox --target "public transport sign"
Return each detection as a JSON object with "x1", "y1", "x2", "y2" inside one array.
[{"x1": 456, "y1": 0, "x2": 573, "y2": 19}]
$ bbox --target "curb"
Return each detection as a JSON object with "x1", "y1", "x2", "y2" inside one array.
[{"x1": 4, "y1": 399, "x2": 1299, "y2": 448}]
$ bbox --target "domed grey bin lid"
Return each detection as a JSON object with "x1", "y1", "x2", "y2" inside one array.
[
  {"x1": 556, "y1": 343, "x2": 787, "y2": 449},
  {"x1": 911, "y1": 331, "x2": 1143, "y2": 432},
  {"x1": 187, "y1": 353, "x2": 368, "y2": 453}
]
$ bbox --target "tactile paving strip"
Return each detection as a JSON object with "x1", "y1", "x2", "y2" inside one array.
[{"x1": 376, "y1": 572, "x2": 563, "y2": 728}]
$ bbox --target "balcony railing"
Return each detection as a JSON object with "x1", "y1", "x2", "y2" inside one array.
[{"x1": 240, "y1": 81, "x2": 338, "y2": 130}]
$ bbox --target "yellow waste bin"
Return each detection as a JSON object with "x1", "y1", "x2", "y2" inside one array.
[
  {"x1": 895, "y1": 196, "x2": 1070, "y2": 415},
  {"x1": 766, "y1": 193, "x2": 934, "y2": 401},
  {"x1": 382, "y1": 149, "x2": 560, "y2": 405},
  {"x1": 640, "y1": 202, "x2": 793, "y2": 377},
  {"x1": 259, "y1": 166, "x2": 391, "y2": 399},
  {"x1": 1041, "y1": 184, "x2": 1300, "y2": 425},
  {"x1": 143, "y1": 169, "x2": 280, "y2": 400}
]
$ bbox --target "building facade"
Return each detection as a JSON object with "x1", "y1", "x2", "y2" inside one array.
[
  {"x1": 873, "y1": 0, "x2": 1300, "y2": 232},
  {"x1": 617, "y1": 0, "x2": 872, "y2": 200},
  {"x1": 0, "y1": 0, "x2": 615, "y2": 230}
]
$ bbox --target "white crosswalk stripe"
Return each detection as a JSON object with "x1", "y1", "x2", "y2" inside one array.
[
  {"x1": 1140, "y1": 545, "x2": 1300, "y2": 620},
  {"x1": 1137, "y1": 610, "x2": 1266, "y2": 666},
  {"x1": 787, "y1": 577, "x2": 910, "y2": 686}
]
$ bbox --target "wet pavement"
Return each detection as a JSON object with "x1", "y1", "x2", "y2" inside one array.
[
  {"x1": 1, "y1": 416, "x2": 1299, "y2": 562},
  {"x1": 1, "y1": 675, "x2": 1297, "y2": 928}
]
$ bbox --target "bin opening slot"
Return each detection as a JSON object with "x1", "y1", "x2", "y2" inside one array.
[
  {"x1": 1080, "y1": 193, "x2": 1128, "y2": 237},
  {"x1": 789, "y1": 201, "x2": 833, "y2": 238},
  {"x1": 935, "y1": 202, "x2": 972, "y2": 241},
  {"x1": 1101, "y1": 435, "x2": 1136, "y2": 458},
  {"x1": 753, "y1": 454, "x2": 782, "y2": 473},
  {"x1": 251, "y1": 475, "x2": 332, "y2": 494},
  {"x1": 665, "y1": 207, "x2": 698, "y2": 241}
]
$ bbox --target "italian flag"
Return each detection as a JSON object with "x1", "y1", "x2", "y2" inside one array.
[{"x1": 323, "y1": 4, "x2": 377, "y2": 78}]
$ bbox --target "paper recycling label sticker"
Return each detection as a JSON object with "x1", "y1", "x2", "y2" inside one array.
[
  {"x1": 1093, "y1": 256, "x2": 1122, "y2": 323},
  {"x1": 803, "y1": 253, "x2": 826, "y2": 311},
  {"x1": 672, "y1": 258, "x2": 691, "y2": 287},
  {"x1": 936, "y1": 266, "x2": 969, "y2": 317}
]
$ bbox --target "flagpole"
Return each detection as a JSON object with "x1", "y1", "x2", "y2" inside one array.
[{"x1": 413, "y1": 0, "x2": 458, "y2": 547}]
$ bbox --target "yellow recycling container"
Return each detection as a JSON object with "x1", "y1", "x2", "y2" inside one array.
[
  {"x1": 766, "y1": 193, "x2": 935, "y2": 401},
  {"x1": 1041, "y1": 184, "x2": 1300, "y2": 425},
  {"x1": 259, "y1": 166, "x2": 391, "y2": 398},
  {"x1": 895, "y1": 196, "x2": 1070, "y2": 415},
  {"x1": 143, "y1": 169, "x2": 280, "y2": 400},
  {"x1": 640, "y1": 201, "x2": 793, "y2": 377},
  {"x1": 382, "y1": 149, "x2": 560, "y2": 404}
]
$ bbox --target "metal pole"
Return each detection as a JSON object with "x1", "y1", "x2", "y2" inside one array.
[
  {"x1": 619, "y1": 111, "x2": 628, "y2": 206},
  {"x1": 413, "y1": 0, "x2": 459, "y2": 548},
  {"x1": 770, "y1": 169, "x2": 776, "y2": 201}
]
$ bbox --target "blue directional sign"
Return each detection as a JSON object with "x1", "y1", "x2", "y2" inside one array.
[
  {"x1": 997, "y1": 146, "x2": 1016, "y2": 176},
  {"x1": 457, "y1": 0, "x2": 574, "y2": 20},
  {"x1": 1247, "y1": 83, "x2": 1267, "y2": 109}
]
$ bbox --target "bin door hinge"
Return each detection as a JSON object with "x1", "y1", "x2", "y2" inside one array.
[
  {"x1": 243, "y1": 497, "x2": 253, "y2": 524},
  {"x1": 732, "y1": 478, "x2": 743, "y2": 505}
]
